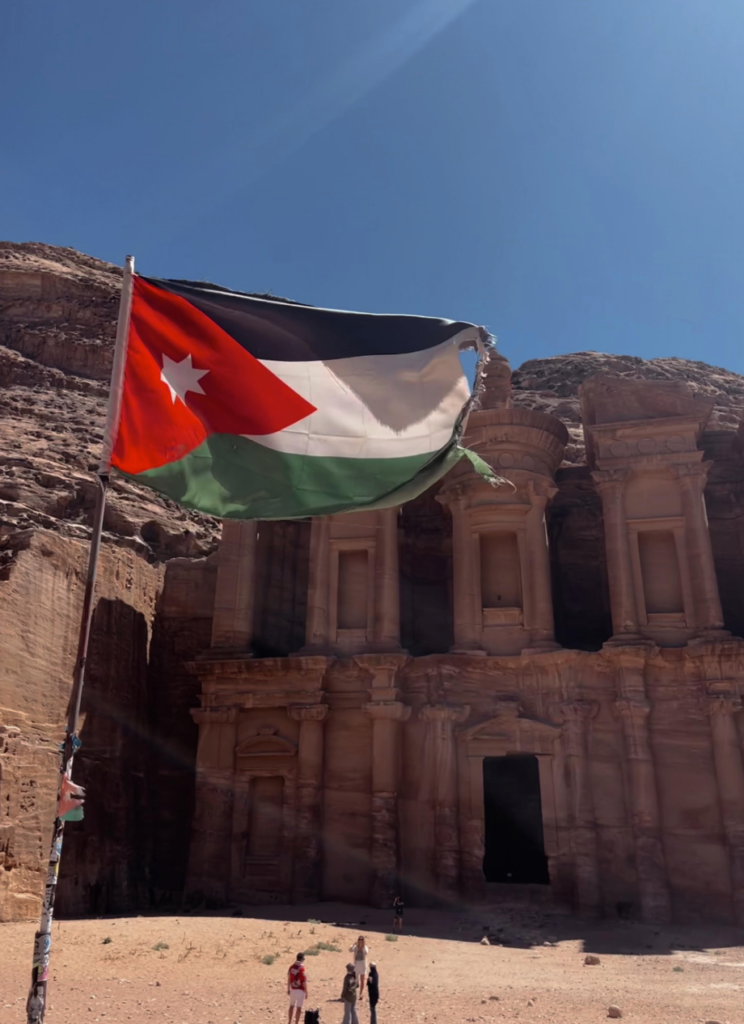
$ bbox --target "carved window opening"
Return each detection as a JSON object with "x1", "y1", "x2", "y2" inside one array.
[
  {"x1": 337, "y1": 550, "x2": 369, "y2": 630},
  {"x1": 482, "y1": 755, "x2": 549, "y2": 885},
  {"x1": 638, "y1": 530, "x2": 683, "y2": 615},
  {"x1": 246, "y1": 776, "x2": 284, "y2": 860},
  {"x1": 480, "y1": 532, "x2": 522, "y2": 609}
]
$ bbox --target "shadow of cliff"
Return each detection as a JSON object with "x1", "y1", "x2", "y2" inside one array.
[{"x1": 111, "y1": 899, "x2": 744, "y2": 958}]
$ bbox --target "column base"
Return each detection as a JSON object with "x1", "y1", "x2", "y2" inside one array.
[
  {"x1": 450, "y1": 644, "x2": 487, "y2": 656},
  {"x1": 366, "y1": 642, "x2": 408, "y2": 655},
  {"x1": 603, "y1": 633, "x2": 655, "y2": 649},
  {"x1": 522, "y1": 641, "x2": 561, "y2": 655},
  {"x1": 198, "y1": 647, "x2": 254, "y2": 661},
  {"x1": 688, "y1": 628, "x2": 732, "y2": 646},
  {"x1": 296, "y1": 644, "x2": 333, "y2": 656}
]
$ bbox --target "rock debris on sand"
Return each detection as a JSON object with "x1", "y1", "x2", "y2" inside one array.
[{"x1": 2, "y1": 906, "x2": 744, "y2": 1024}]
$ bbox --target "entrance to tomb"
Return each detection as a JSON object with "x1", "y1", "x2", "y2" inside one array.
[{"x1": 482, "y1": 755, "x2": 549, "y2": 885}]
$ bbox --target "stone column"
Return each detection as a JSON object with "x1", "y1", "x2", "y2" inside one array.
[
  {"x1": 186, "y1": 708, "x2": 238, "y2": 905},
  {"x1": 707, "y1": 692, "x2": 744, "y2": 925},
  {"x1": 287, "y1": 704, "x2": 328, "y2": 903},
  {"x1": 553, "y1": 700, "x2": 601, "y2": 916},
  {"x1": 449, "y1": 495, "x2": 482, "y2": 653},
  {"x1": 614, "y1": 696, "x2": 671, "y2": 923},
  {"x1": 526, "y1": 485, "x2": 559, "y2": 649},
  {"x1": 420, "y1": 704, "x2": 470, "y2": 899},
  {"x1": 363, "y1": 701, "x2": 411, "y2": 905},
  {"x1": 593, "y1": 470, "x2": 642, "y2": 640},
  {"x1": 675, "y1": 465, "x2": 726, "y2": 634},
  {"x1": 211, "y1": 521, "x2": 257, "y2": 651},
  {"x1": 304, "y1": 517, "x2": 331, "y2": 650},
  {"x1": 373, "y1": 507, "x2": 402, "y2": 651}
]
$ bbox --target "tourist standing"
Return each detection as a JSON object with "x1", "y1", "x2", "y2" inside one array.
[
  {"x1": 367, "y1": 962, "x2": 380, "y2": 1024},
  {"x1": 341, "y1": 962, "x2": 360, "y2": 1024},
  {"x1": 349, "y1": 935, "x2": 370, "y2": 1000},
  {"x1": 392, "y1": 895, "x2": 404, "y2": 932},
  {"x1": 287, "y1": 951, "x2": 307, "y2": 1024}
]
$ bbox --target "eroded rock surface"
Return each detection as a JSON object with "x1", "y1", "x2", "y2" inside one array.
[
  {"x1": 5, "y1": 242, "x2": 744, "y2": 926},
  {"x1": 0, "y1": 241, "x2": 220, "y2": 561},
  {"x1": 512, "y1": 351, "x2": 744, "y2": 466}
]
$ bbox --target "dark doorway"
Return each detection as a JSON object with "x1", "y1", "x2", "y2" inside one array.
[{"x1": 483, "y1": 755, "x2": 549, "y2": 885}]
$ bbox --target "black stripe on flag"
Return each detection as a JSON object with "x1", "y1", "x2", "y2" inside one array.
[{"x1": 142, "y1": 276, "x2": 474, "y2": 363}]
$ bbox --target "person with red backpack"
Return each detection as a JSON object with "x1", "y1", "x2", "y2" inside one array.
[{"x1": 287, "y1": 952, "x2": 308, "y2": 1024}]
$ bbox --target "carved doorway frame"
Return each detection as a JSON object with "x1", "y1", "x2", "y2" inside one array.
[
  {"x1": 230, "y1": 728, "x2": 298, "y2": 903},
  {"x1": 456, "y1": 701, "x2": 564, "y2": 900}
]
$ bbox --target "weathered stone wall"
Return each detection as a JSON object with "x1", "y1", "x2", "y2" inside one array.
[
  {"x1": 0, "y1": 530, "x2": 163, "y2": 921},
  {"x1": 252, "y1": 520, "x2": 310, "y2": 657},
  {"x1": 185, "y1": 645, "x2": 743, "y2": 924},
  {"x1": 144, "y1": 555, "x2": 217, "y2": 908},
  {"x1": 703, "y1": 430, "x2": 744, "y2": 637},
  {"x1": 399, "y1": 489, "x2": 453, "y2": 656},
  {"x1": 6, "y1": 241, "x2": 744, "y2": 929},
  {"x1": 0, "y1": 526, "x2": 219, "y2": 921},
  {"x1": 548, "y1": 467, "x2": 613, "y2": 650}
]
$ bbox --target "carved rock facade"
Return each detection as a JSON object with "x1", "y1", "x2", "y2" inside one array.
[{"x1": 185, "y1": 365, "x2": 744, "y2": 925}]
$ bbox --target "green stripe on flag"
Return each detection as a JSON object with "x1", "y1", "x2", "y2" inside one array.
[{"x1": 120, "y1": 432, "x2": 477, "y2": 519}]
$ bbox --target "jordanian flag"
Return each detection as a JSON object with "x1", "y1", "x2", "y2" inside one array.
[{"x1": 111, "y1": 275, "x2": 494, "y2": 519}]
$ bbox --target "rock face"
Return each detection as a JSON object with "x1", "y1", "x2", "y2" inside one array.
[
  {"x1": 0, "y1": 243, "x2": 221, "y2": 921},
  {"x1": 0, "y1": 241, "x2": 219, "y2": 559},
  {"x1": 5, "y1": 242, "x2": 744, "y2": 927},
  {"x1": 511, "y1": 351, "x2": 744, "y2": 465},
  {"x1": 186, "y1": 343, "x2": 744, "y2": 926}
]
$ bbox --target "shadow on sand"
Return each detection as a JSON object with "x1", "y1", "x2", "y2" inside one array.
[{"x1": 76, "y1": 896, "x2": 744, "y2": 959}]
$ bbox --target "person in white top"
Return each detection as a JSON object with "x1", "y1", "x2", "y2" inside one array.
[{"x1": 349, "y1": 935, "x2": 370, "y2": 1001}]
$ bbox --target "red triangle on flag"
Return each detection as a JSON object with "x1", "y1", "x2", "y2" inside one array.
[{"x1": 113, "y1": 277, "x2": 316, "y2": 475}]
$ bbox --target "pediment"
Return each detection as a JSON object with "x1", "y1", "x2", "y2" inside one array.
[
  {"x1": 459, "y1": 707, "x2": 560, "y2": 755},
  {"x1": 236, "y1": 727, "x2": 297, "y2": 758}
]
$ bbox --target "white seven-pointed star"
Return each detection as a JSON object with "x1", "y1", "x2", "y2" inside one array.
[{"x1": 160, "y1": 353, "x2": 209, "y2": 405}]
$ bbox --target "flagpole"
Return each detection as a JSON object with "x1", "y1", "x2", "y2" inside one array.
[{"x1": 25, "y1": 256, "x2": 135, "y2": 1024}]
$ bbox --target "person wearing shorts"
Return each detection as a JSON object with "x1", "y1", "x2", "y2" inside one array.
[
  {"x1": 287, "y1": 952, "x2": 307, "y2": 1023},
  {"x1": 393, "y1": 895, "x2": 404, "y2": 932}
]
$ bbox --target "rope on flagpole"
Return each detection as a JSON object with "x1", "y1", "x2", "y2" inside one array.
[{"x1": 25, "y1": 255, "x2": 135, "y2": 1024}]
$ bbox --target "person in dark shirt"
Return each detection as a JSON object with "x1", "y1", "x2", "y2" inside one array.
[
  {"x1": 392, "y1": 895, "x2": 404, "y2": 933},
  {"x1": 367, "y1": 962, "x2": 380, "y2": 1024},
  {"x1": 341, "y1": 963, "x2": 359, "y2": 1024}
]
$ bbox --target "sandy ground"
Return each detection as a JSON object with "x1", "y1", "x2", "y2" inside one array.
[{"x1": 2, "y1": 901, "x2": 743, "y2": 1024}]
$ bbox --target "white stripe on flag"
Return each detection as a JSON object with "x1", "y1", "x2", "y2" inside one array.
[{"x1": 243, "y1": 329, "x2": 476, "y2": 459}]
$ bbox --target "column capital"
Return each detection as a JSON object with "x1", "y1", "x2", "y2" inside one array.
[
  {"x1": 190, "y1": 707, "x2": 238, "y2": 726},
  {"x1": 670, "y1": 461, "x2": 712, "y2": 485},
  {"x1": 363, "y1": 701, "x2": 411, "y2": 722},
  {"x1": 527, "y1": 478, "x2": 558, "y2": 506},
  {"x1": 592, "y1": 467, "x2": 631, "y2": 493},
  {"x1": 420, "y1": 703, "x2": 470, "y2": 724},
  {"x1": 353, "y1": 653, "x2": 410, "y2": 687},
  {"x1": 614, "y1": 698, "x2": 651, "y2": 721},
  {"x1": 551, "y1": 699, "x2": 598, "y2": 726},
  {"x1": 435, "y1": 481, "x2": 470, "y2": 510},
  {"x1": 287, "y1": 704, "x2": 329, "y2": 723},
  {"x1": 706, "y1": 694, "x2": 743, "y2": 717}
]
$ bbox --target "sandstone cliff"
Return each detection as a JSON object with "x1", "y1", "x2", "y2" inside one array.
[
  {"x1": 3, "y1": 242, "x2": 744, "y2": 922},
  {"x1": 511, "y1": 351, "x2": 744, "y2": 466},
  {"x1": 0, "y1": 241, "x2": 219, "y2": 559},
  {"x1": 0, "y1": 243, "x2": 220, "y2": 919}
]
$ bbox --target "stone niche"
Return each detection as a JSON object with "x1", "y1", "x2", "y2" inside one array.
[
  {"x1": 302, "y1": 509, "x2": 402, "y2": 655},
  {"x1": 438, "y1": 401, "x2": 568, "y2": 655},
  {"x1": 580, "y1": 375, "x2": 726, "y2": 647}
]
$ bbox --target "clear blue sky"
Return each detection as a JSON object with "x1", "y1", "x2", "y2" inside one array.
[{"x1": 3, "y1": 0, "x2": 744, "y2": 373}]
